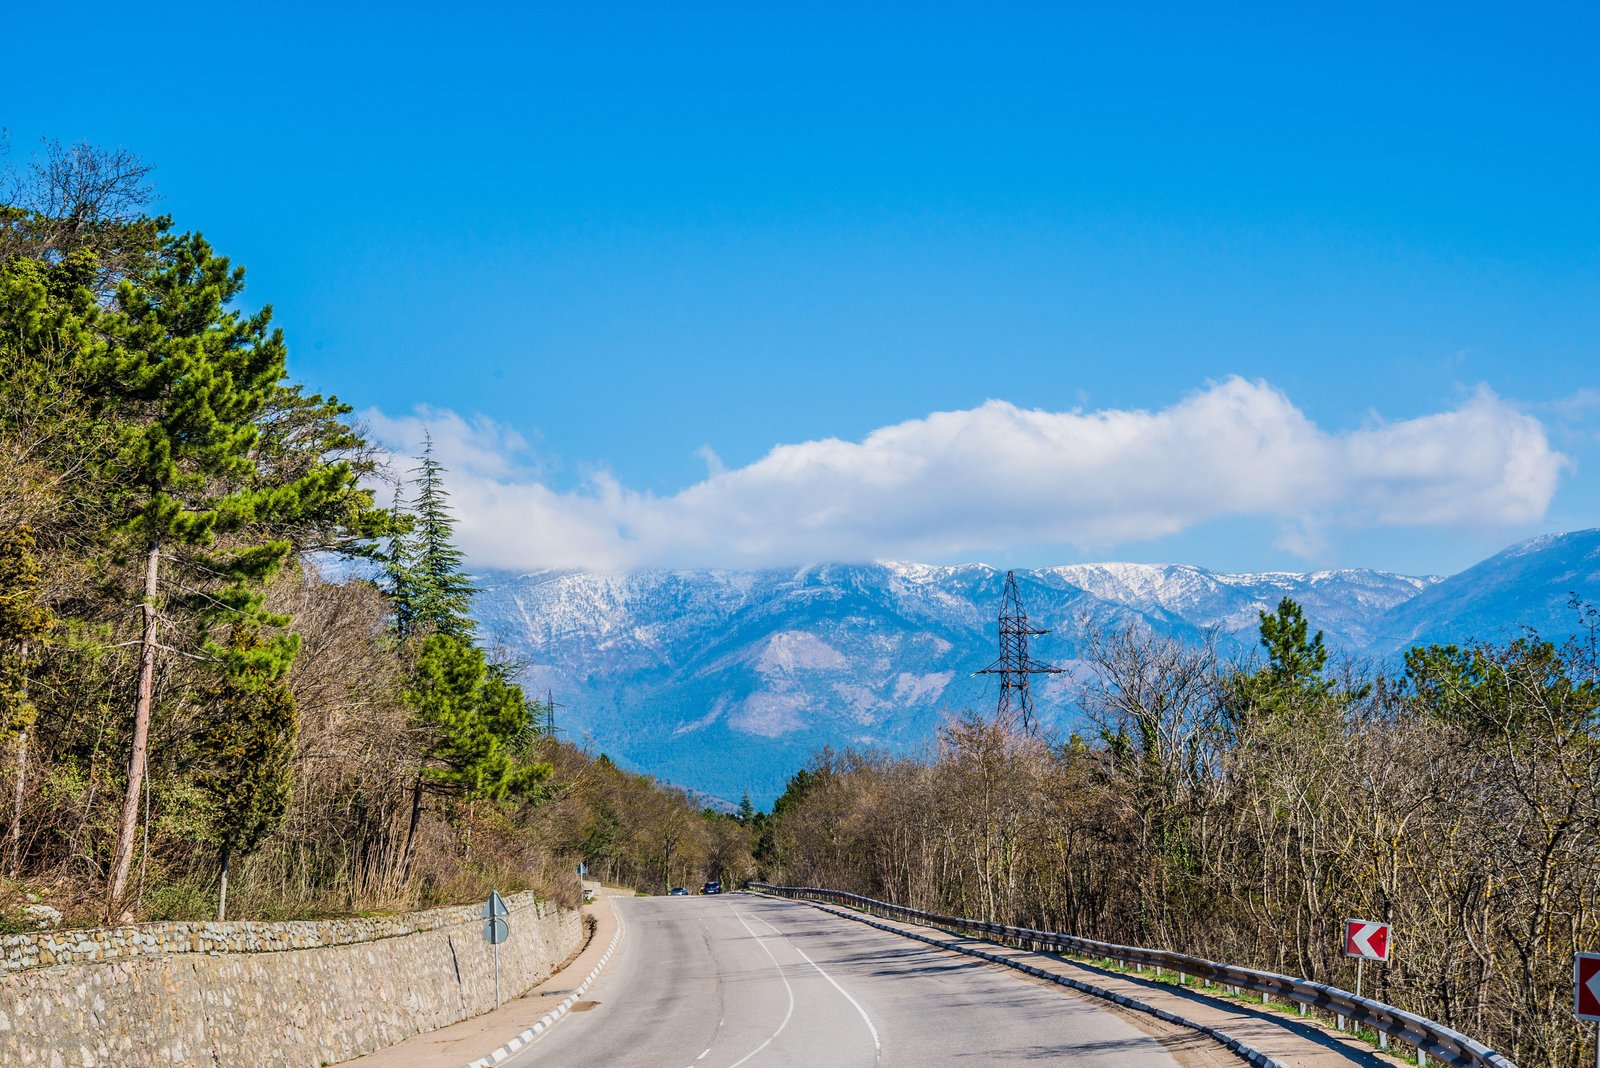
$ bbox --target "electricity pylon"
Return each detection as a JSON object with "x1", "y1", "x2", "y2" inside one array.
[
  {"x1": 537, "y1": 690, "x2": 564, "y2": 736},
  {"x1": 975, "y1": 570, "x2": 1063, "y2": 733}
]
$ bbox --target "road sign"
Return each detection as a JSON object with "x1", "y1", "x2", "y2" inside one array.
[
  {"x1": 481, "y1": 890, "x2": 511, "y2": 1009},
  {"x1": 1577, "y1": 953, "x2": 1600, "y2": 1022},
  {"x1": 1344, "y1": 919, "x2": 1390, "y2": 962}
]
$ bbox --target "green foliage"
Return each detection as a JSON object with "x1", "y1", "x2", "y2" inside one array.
[
  {"x1": 0, "y1": 527, "x2": 53, "y2": 741},
  {"x1": 405, "y1": 634, "x2": 549, "y2": 802},
  {"x1": 1256, "y1": 596, "x2": 1329, "y2": 688},
  {"x1": 388, "y1": 434, "x2": 476, "y2": 641},
  {"x1": 1405, "y1": 637, "x2": 1600, "y2": 736},
  {"x1": 197, "y1": 629, "x2": 298, "y2": 859},
  {"x1": 1230, "y1": 597, "x2": 1334, "y2": 726},
  {"x1": 80, "y1": 231, "x2": 383, "y2": 671},
  {"x1": 0, "y1": 138, "x2": 589, "y2": 927},
  {"x1": 772, "y1": 766, "x2": 827, "y2": 819},
  {"x1": 92, "y1": 231, "x2": 288, "y2": 545}
]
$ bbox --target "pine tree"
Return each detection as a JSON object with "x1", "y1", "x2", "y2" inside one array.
[
  {"x1": 395, "y1": 633, "x2": 550, "y2": 880},
  {"x1": 1229, "y1": 597, "x2": 1334, "y2": 728},
  {"x1": 90, "y1": 231, "x2": 384, "y2": 918},
  {"x1": 1256, "y1": 597, "x2": 1328, "y2": 687},
  {"x1": 389, "y1": 434, "x2": 476, "y2": 641}
]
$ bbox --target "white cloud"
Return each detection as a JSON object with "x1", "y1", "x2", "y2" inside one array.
[{"x1": 361, "y1": 378, "x2": 1567, "y2": 572}]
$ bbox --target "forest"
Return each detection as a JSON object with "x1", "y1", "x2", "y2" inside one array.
[{"x1": 0, "y1": 140, "x2": 742, "y2": 927}]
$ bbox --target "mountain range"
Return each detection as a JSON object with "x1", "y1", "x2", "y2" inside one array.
[{"x1": 471, "y1": 529, "x2": 1600, "y2": 806}]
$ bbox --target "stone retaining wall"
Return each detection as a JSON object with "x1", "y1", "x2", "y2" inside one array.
[{"x1": 0, "y1": 892, "x2": 582, "y2": 1067}]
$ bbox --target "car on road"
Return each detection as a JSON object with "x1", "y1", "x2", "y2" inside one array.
[
  {"x1": 668, "y1": 886, "x2": 688, "y2": 896},
  {"x1": 702, "y1": 881, "x2": 722, "y2": 895}
]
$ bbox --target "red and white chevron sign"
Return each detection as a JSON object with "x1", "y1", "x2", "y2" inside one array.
[
  {"x1": 1343, "y1": 919, "x2": 1390, "y2": 962},
  {"x1": 1578, "y1": 953, "x2": 1600, "y2": 1022}
]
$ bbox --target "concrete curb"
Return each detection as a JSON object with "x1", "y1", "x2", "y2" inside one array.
[
  {"x1": 765, "y1": 893, "x2": 1288, "y2": 1068},
  {"x1": 460, "y1": 907, "x2": 625, "y2": 1068}
]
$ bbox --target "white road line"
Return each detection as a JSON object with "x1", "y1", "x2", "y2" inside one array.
[
  {"x1": 751, "y1": 912, "x2": 881, "y2": 1063},
  {"x1": 727, "y1": 909, "x2": 796, "y2": 1068},
  {"x1": 475, "y1": 906, "x2": 626, "y2": 1068}
]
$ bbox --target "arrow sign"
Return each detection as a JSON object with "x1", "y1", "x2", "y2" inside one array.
[
  {"x1": 483, "y1": 917, "x2": 510, "y2": 945},
  {"x1": 1344, "y1": 919, "x2": 1391, "y2": 962},
  {"x1": 482, "y1": 890, "x2": 510, "y2": 919},
  {"x1": 1578, "y1": 952, "x2": 1600, "y2": 1022}
]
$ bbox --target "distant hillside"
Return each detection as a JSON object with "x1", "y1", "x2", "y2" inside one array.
[
  {"x1": 472, "y1": 530, "x2": 1598, "y2": 806},
  {"x1": 1380, "y1": 529, "x2": 1600, "y2": 649}
]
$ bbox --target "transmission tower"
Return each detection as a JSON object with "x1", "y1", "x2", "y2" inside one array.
[
  {"x1": 975, "y1": 570, "x2": 1063, "y2": 732},
  {"x1": 538, "y1": 690, "x2": 564, "y2": 737}
]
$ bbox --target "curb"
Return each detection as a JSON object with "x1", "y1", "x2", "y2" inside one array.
[
  {"x1": 460, "y1": 906, "x2": 625, "y2": 1068},
  {"x1": 765, "y1": 893, "x2": 1287, "y2": 1068}
]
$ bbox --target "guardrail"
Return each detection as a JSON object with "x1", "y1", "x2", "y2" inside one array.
[{"x1": 750, "y1": 883, "x2": 1515, "y2": 1068}]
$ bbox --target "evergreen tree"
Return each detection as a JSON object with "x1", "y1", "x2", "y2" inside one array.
[
  {"x1": 1229, "y1": 597, "x2": 1334, "y2": 728},
  {"x1": 90, "y1": 231, "x2": 384, "y2": 918},
  {"x1": 1405, "y1": 638, "x2": 1599, "y2": 736},
  {"x1": 1256, "y1": 596, "x2": 1329, "y2": 686},
  {"x1": 389, "y1": 434, "x2": 476, "y2": 641},
  {"x1": 396, "y1": 633, "x2": 550, "y2": 879},
  {"x1": 196, "y1": 627, "x2": 297, "y2": 920}
]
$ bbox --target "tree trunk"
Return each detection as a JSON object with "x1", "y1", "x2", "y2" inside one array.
[
  {"x1": 106, "y1": 538, "x2": 160, "y2": 920},
  {"x1": 397, "y1": 770, "x2": 425, "y2": 885},
  {"x1": 218, "y1": 844, "x2": 231, "y2": 921}
]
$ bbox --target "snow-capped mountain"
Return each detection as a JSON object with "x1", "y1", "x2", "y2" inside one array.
[{"x1": 472, "y1": 530, "x2": 1600, "y2": 806}]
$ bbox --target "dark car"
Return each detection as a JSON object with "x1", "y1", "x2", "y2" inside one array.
[
  {"x1": 668, "y1": 886, "x2": 688, "y2": 896},
  {"x1": 702, "y1": 880, "x2": 722, "y2": 895}
]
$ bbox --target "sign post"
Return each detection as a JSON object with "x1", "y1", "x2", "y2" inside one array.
[
  {"x1": 1576, "y1": 953, "x2": 1600, "y2": 1068},
  {"x1": 1343, "y1": 919, "x2": 1391, "y2": 1036},
  {"x1": 483, "y1": 890, "x2": 511, "y2": 1010}
]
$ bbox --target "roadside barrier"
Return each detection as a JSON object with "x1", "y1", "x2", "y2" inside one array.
[{"x1": 750, "y1": 883, "x2": 1515, "y2": 1068}]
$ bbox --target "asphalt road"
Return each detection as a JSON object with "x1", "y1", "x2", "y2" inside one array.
[{"x1": 502, "y1": 892, "x2": 1179, "y2": 1067}]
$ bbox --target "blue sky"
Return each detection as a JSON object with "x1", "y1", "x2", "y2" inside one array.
[{"x1": 6, "y1": 2, "x2": 1597, "y2": 576}]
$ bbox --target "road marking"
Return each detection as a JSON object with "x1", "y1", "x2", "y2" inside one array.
[
  {"x1": 483, "y1": 904, "x2": 626, "y2": 1068},
  {"x1": 750, "y1": 912, "x2": 881, "y2": 1063},
  {"x1": 727, "y1": 909, "x2": 796, "y2": 1068}
]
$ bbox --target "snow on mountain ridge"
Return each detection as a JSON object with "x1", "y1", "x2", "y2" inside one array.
[{"x1": 468, "y1": 531, "x2": 1598, "y2": 806}]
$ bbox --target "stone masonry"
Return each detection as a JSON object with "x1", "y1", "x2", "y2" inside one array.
[{"x1": 0, "y1": 892, "x2": 582, "y2": 1067}]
